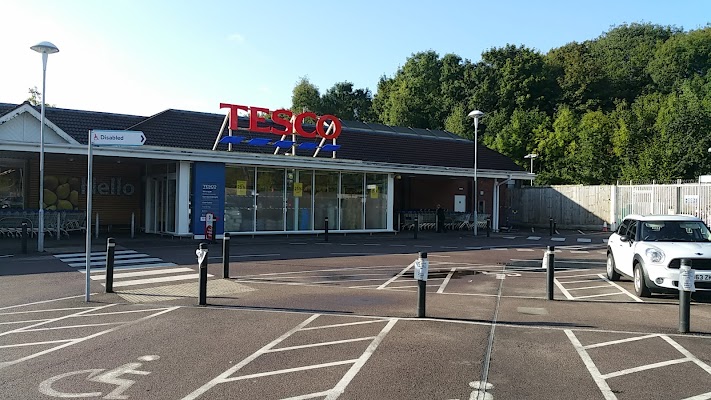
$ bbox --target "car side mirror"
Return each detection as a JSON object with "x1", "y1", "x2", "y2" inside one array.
[{"x1": 619, "y1": 235, "x2": 629, "y2": 243}]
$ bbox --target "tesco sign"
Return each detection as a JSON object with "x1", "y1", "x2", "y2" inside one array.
[{"x1": 220, "y1": 103, "x2": 342, "y2": 140}]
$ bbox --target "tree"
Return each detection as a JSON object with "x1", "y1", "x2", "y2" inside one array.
[
  {"x1": 320, "y1": 81, "x2": 375, "y2": 122},
  {"x1": 291, "y1": 77, "x2": 321, "y2": 114},
  {"x1": 26, "y1": 86, "x2": 55, "y2": 107},
  {"x1": 648, "y1": 26, "x2": 711, "y2": 91}
]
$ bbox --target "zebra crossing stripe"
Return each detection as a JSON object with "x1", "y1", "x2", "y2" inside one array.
[
  {"x1": 54, "y1": 250, "x2": 137, "y2": 259},
  {"x1": 59, "y1": 253, "x2": 154, "y2": 263},
  {"x1": 79, "y1": 263, "x2": 180, "y2": 273},
  {"x1": 110, "y1": 274, "x2": 208, "y2": 287},
  {"x1": 68, "y1": 258, "x2": 165, "y2": 268},
  {"x1": 91, "y1": 267, "x2": 196, "y2": 280}
]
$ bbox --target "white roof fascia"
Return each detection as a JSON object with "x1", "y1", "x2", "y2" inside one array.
[
  {"x1": 0, "y1": 104, "x2": 80, "y2": 145},
  {"x1": 0, "y1": 142, "x2": 531, "y2": 180}
]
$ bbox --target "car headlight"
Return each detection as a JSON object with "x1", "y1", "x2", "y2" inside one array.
[{"x1": 645, "y1": 247, "x2": 665, "y2": 263}]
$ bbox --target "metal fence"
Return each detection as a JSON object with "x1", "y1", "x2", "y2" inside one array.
[{"x1": 508, "y1": 182, "x2": 711, "y2": 231}]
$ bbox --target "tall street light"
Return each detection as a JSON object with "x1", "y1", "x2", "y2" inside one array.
[
  {"x1": 468, "y1": 110, "x2": 484, "y2": 236},
  {"x1": 524, "y1": 153, "x2": 538, "y2": 185},
  {"x1": 31, "y1": 41, "x2": 59, "y2": 252}
]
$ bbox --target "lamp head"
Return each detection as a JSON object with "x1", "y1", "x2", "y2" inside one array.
[
  {"x1": 524, "y1": 153, "x2": 538, "y2": 159},
  {"x1": 467, "y1": 110, "x2": 485, "y2": 120},
  {"x1": 30, "y1": 41, "x2": 59, "y2": 54}
]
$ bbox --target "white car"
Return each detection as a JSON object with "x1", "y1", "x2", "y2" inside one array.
[{"x1": 606, "y1": 214, "x2": 711, "y2": 297}]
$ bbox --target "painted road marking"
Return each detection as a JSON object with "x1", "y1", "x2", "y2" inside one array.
[
  {"x1": 182, "y1": 315, "x2": 397, "y2": 400},
  {"x1": 567, "y1": 330, "x2": 711, "y2": 400},
  {"x1": 527, "y1": 236, "x2": 541, "y2": 240},
  {"x1": 377, "y1": 263, "x2": 414, "y2": 290},
  {"x1": 437, "y1": 268, "x2": 457, "y2": 293},
  {"x1": 516, "y1": 248, "x2": 535, "y2": 252},
  {"x1": 54, "y1": 250, "x2": 138, "y2": 259},
  {"x1": 54, "y1": 250, "x2": 178, "y2": 272},
  {"x1": 39, "y1": 355, "x2": 159, "y2": 399},
  {"x1": 577, "y1": 238, "x2": 592, "y2": 243},
  {"x1": 551, "y1": 237, "x2": 566, "y2": 242},
  {"x1": 0, "y1": 302, "x2": 177, "y2": 370},
  {"x1": 91, "y1": 267, "x2": 195, "y2": 280}
]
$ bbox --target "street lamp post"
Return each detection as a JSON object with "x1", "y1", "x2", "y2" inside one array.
[
  {"x1": 31, "y1": 41, "x2": 59, "y2": 252},
  {"x1": 524, "y1": 153, "x2": 538, "y2": 185},
  {"x1": 468, "y1": 110, "x2": 485, "y2": 236}
]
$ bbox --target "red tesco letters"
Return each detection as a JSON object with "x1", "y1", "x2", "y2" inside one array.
[{"x1": 220, "y1": 103, "x2": 342, "y2": 140}]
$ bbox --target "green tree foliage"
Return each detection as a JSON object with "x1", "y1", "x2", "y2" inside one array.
[
  {"x1": 26, "y1": 86, "x2": 55, "y2": 107},
  {"x1": 320, "y1": 82, "x2": 375, "y2": 122},
  {"x1": 291, "y1": 77, "x2": 321, "y2": 114},
  {"x1": 288, "y1": 23, "x2": 711, "y2": 185}
]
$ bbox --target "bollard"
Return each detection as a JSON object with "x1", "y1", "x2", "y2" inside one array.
[
  {"x1": 415, "y1": 252, "x2": 429, "y2": 317},
  {"x1": 678, "y1": 259, "x2": 695, "y2": 333},
  {"x1": 549, "y1": 218, "x2": 553, "y2": 236},
  {"x1": 131, "y1": 212, "x2": 135, "y2": 239},
  {"x1": 414, "y1": 215, "x2": 419, "y2": 240},
  {"x1": 486, "y1": 218, "x2": 491, "y2": 238},
  {"x1": 105, "y1": 238, "x2": 116, "y2": 293},
  {"x1": 554, "y1": 220, "x2": 558, "y2": 235},
  {"x1": 95, "y1": 213, "x2": 99, "y2": 239},
  {"x1": 21, "y1": 222, "x2": 28, "y2": 254},
  {"x1": 222, "y1": 233, "x2": 231, "y2": 279},
  {"x1": 56, "y1": 213, "x2": 61, "y2": 241},
  {"x1": 324, "y1": 217, "x2": 329, "y2": 242},
  {"x1": 197, "y1": 243, "x2": 209, "y2": 306},
  {"x1": 546, "y1": 246, "x2": 555, "y2": 300}
]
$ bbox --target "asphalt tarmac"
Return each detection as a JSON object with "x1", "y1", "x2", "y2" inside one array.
[{"x1": 1, "y1": 232, "x2": 710, "y2": 399}]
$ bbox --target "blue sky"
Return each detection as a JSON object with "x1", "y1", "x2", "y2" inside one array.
[{"x1": 2, "y1": 0, "x2": 709, "y2": 117}]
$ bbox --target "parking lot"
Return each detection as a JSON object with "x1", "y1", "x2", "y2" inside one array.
[{"x1": 1, "y1": 233, "x2": 710, "y2": 399}]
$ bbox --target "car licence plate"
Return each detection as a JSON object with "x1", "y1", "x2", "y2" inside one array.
[{"x1": 696, "y1": 273, "x2": 711, "y2": 281}]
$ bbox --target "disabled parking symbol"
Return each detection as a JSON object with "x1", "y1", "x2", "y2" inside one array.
[{"x1": 39, "y1": 355, "x2": 159, "y2": 399}]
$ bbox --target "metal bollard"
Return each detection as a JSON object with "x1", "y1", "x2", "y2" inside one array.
[
  {"x1": 554, "y1": 220, "x2": 558, "y2": 235},
  {"x1": 486, "y1": 218, "x2": 491, "y2": 238},
  {"x1": 678, "y1": 259, "x2": 695, "y2": 333},
  {"x1": 56, "y1": 213, "x2": 61, "y2": 241},
  {"x1": 197, "y1": 243, "x2": 209, "y2": 306},
  {"x1": 415, "y1": 252, "x2": 429, "y2": 318},
  {"x1": 414, "y1": 216, "x2": 419, "y2": 240},
  {"x1": 105, "y1": 238, "x2": 116, "y2": 293},
  {"x1": 223, "y1": 233, "x2": 231, "y2": 279},
  {"x1": 131, "y1": 212, "x2": 135, "y2": 239},
  {"x1": 549, "y1": 218, "x2": 553, "y2": 236},
  {"x1": 21, "y1": 222, "x2": 28, "y2": 254},
  {"x1": 95, "y1": 213, "x2": 99, "y2": 239},
  {"x1": 546, "y1": 246, "x2": 555, "y2": 300},
  {"x1": 324, "y1": 217, "x2": 329, "y2": 242}
]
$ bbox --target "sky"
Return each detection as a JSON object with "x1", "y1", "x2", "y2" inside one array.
[{"x1": 1, "y1": 0, "x2": 710, "y2": 117}]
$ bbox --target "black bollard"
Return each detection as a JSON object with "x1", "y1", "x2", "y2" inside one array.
[
  {"x1": 486, "y1": 218, "x2": 491, "y2": 238},
  {"x1": 546, "y1": 246, "x2": 555, "y2": 300},
  {"x1": 105, "y1": 238, "x2": 115, "y2": 293},
  {"x1": 222, "y1": 233, "x2": 231, "y2": 279},
  {"x1": 324, "y1": 217, "x2": 329, "y2": 242},
  {"x1": 549, "y1": 218, "x2": 553, "y2": 236},
  {"x1": 678, "y1": 259, "x2": 693, "y2": 333},
  {"x1": 414, "y1": 216, "x2": 419, "y2": 240},
  {"x1": 416, "y1": 252, "x2": 428, "y2": 318},
  {"x1": 554, "y1": 220, "x2": 558, "y2": 235},
  {"x1": 21, "y1": 222, "x2": 28, "y2": 254},
  {"x1": 198, "y1": 243, "x2": 209, "y2": 306}
]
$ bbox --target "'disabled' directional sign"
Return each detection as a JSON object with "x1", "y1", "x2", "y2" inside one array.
[{"x1": 90, "y1": 130, "x2": 146, "y2": 146}]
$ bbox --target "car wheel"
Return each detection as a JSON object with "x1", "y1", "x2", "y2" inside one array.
[
  {"x1": 634, "y1": 263, "x2": 651, "y2": 297},
  {"x1": 606, "y1": 253, "x2": 620, "y2": 281}
]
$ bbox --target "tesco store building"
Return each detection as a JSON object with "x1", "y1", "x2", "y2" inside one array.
[{"x1": 0, "y1": 101, "x2": 531, "y2": 239}]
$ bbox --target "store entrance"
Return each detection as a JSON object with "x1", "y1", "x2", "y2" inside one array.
[{"x1": 146, "y1": 174, "x2": 176, "y2": 234}]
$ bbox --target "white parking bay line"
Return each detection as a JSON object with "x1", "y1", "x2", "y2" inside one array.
[
  {"x1": 377, "y1": 262, "x2": 414, "y2": 290},
  {"x1": 577, "y1": 238, "x2": 592, "y2": 243},
  {"x1": 527, "y1": 236, "x2": 541, "y2": 240},
  {"x1": 516, "y1": 248, "x2": 535, "y2": 252},
  {"x1": 597, "y1": 274, "x2": 643, "y2": 302},
  {"x1": 565, "y1": 330, "x2": 617, "y2": 400},
  {"x1": 551, "y1": 237, "x2": 566, "y2": 242},
  {"x1": 91, "y1": 267, "x2": 195, "y2": 280},
  {"x1": 437, "y1": 268, "x2": 457, "y2": 294},
  {"x1": 110, "y1": 274, "x2": 213, "y2": 288}
]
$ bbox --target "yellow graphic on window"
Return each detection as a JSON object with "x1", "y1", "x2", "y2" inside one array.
[
  {"x1": 370, "y1": 186, "x2": 379, "y2": 199},
  {"x1": 294, "y1": 182, "x2": 303, "y2": 197},
  {"x1": 236, "y1": 180, "x2": 247, "y2": 196}
]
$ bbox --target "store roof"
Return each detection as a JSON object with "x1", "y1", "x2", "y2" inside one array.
[{"x1": 0, "y1": 102, "x2": 524, "y2": 172}]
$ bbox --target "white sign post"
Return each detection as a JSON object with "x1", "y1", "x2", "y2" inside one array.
[{"x1": 85, "y1": 130, "x2": 145, "y2": 302}]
